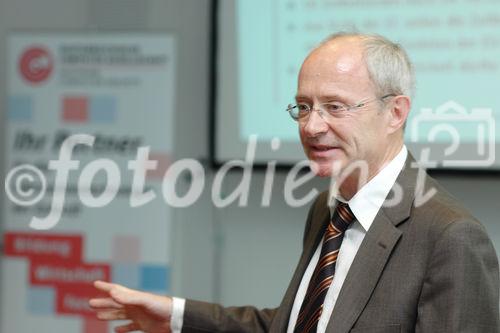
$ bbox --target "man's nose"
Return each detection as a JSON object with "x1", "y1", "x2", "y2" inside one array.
[{"x1": 302, "y1": 108, "x2": 329, "y2": 137}]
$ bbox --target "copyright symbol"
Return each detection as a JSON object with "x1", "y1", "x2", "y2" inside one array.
[{"x1": 5, "y1": 164, "x2": 47, "y2": 206}]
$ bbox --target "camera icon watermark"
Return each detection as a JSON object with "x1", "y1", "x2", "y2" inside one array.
[{"x1": 410, "y1": 100, "x2": 495, "y2": 168}]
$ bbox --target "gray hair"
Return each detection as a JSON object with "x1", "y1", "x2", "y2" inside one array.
[{"x1": 319, "y1": 32, "x2": 416, "y2": 99}]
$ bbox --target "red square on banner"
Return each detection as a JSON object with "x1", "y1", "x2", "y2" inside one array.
[
  {"x1": 146, "y1": 152, "x2": 171, "y2": 179},
  {"x1": 112, "y1": 235, "x2": 141, "y2": 263},
  {"x1": 62, "y1": 96, "x2": 88, "y2": 122},
  {"x1": 83, "y1": 318, "x2": 108, "y2": 333}
]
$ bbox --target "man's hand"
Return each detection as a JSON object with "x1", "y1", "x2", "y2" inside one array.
[{"x1": 89, "y1": 280, "x2": 173, "y2": 333}]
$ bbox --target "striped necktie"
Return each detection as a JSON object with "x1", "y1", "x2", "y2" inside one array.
[{"x1": 293, "y1": 201, "x2": 356, "y2": 333}]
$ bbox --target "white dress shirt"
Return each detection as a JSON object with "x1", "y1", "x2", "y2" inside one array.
[{"x1": 172, "y1": 146, "x2": 408, "y2": 333}]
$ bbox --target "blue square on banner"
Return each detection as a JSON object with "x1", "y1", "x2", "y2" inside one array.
[
  {"x1": 27, "y1": 287, "x2": 55, "y2": 315},
  {"x1": 90, "y1": 96, "x2": 116, "y2": 123},
  {"x1": 140, "y1": 265, "x2": 170, "y2": 293},
  {"x1": 8, "y1": 95, "x2": 33, "y2": 122},
  {"x1": 113, "y1": 264, "x2": 140, "y2": 289}
]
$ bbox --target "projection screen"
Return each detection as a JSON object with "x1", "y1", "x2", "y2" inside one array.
[{"x1": 214, "y1": 0, "x2": 500, "y2": 170}]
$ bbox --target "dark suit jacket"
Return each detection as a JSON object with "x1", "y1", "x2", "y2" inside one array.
[{"x1": 181, "y1": 156, "x2": 500, "y2": 333}]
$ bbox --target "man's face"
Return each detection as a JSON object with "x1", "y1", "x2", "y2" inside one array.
[{"x1": 297, "y1": 39, "x2": 392, "y2": 178}]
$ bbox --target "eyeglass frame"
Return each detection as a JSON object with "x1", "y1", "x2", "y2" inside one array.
[{"x1": 286, "y1": 94, "x2": 397, "y2": 121}]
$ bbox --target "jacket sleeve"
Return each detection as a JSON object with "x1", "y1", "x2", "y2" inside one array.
[
  {"x1": 181, "y1": 300, "x2": 277, "y2": 333},
  {"x1": 415, "y1": 219, "x2": 500, "y2": 332}
]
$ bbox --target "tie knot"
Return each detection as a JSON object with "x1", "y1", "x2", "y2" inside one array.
[{"x1": 331, "y1": 201, "x2": 355, "y2": 233}]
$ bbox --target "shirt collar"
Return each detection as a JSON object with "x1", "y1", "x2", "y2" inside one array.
[{"x1": 329, "y1": 145, "x2": 408, "y2": 232}]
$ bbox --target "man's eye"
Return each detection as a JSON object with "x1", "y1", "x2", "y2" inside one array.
[
  {"x1": 324, "y1": 102, "x2": 346, "y2": 113},
  {"x1": 297, "y1": 104, "x2": 310, "y2": 113}
]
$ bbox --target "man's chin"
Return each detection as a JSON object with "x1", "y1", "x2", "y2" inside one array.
[{"x1": 308, "y1": 159, "x2": 344, "y2": 178}]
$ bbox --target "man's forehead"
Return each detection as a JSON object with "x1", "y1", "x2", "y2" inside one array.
[
  {"x1": 301, "y1": 41, "x2": 366, "y2": 78},
  {"x1": 299, "y1": 55, "x2": 367, "y2": 83}
]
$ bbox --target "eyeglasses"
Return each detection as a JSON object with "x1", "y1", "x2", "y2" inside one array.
[{"x1": 286, "y1": 94, "x2": 396, "y2": 121}]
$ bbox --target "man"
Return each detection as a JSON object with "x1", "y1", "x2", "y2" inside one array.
[{"x1": 90, "y1": 33, "x2": 499, "y2": 332}]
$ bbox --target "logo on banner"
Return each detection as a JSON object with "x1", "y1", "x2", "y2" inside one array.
[{"x1": 19, "y1": 46, "x2": 53, "y2": 84}]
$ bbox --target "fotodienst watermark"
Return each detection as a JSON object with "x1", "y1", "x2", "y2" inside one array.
[{"x1": 4, "y1": 100, "x2": 496, "y2": 230}]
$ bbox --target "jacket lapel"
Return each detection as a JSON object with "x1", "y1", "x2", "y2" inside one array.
[{"x1": 325, "y1": 155, "x2": 419, "y2": 333}]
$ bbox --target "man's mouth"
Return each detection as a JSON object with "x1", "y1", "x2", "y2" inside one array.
[
  {"x1": 309, "y1": 144, "x2": 340, "y2": 156},
  {"x1": 310, "y1": 144, "x2": 337, "y2": 151}
]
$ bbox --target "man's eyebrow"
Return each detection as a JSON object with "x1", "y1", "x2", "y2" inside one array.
[
  {"x1": 295, "y1": 94, "x2": 345, "y2": 101},
  {"x1": 294, "y1": 95, "x2": 309, "y2": 101}
]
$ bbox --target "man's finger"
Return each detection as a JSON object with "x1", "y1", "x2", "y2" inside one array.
[
  {"x1": 94, "y1": 280, "x2": 118, "y2": 292},
  {"x1": 114, "y1": 322, "x2": 141, "y2": 333},
  {"x1": 96, "y1": 309, "x2": 127, "y2": 321},
  {"x1": 93, "y1": 280, "x2": 147, "y2": 307},
  {"x1": 89, "y1": 297, "x2": 124, "y2": 310},
  {"x1": 110, "y1": 287, "x2": 145, "y2": 306}
]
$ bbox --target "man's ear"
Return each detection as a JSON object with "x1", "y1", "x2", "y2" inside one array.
[{"x1": 387, "y1": 95, "x2": 411, "y2": 134}]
